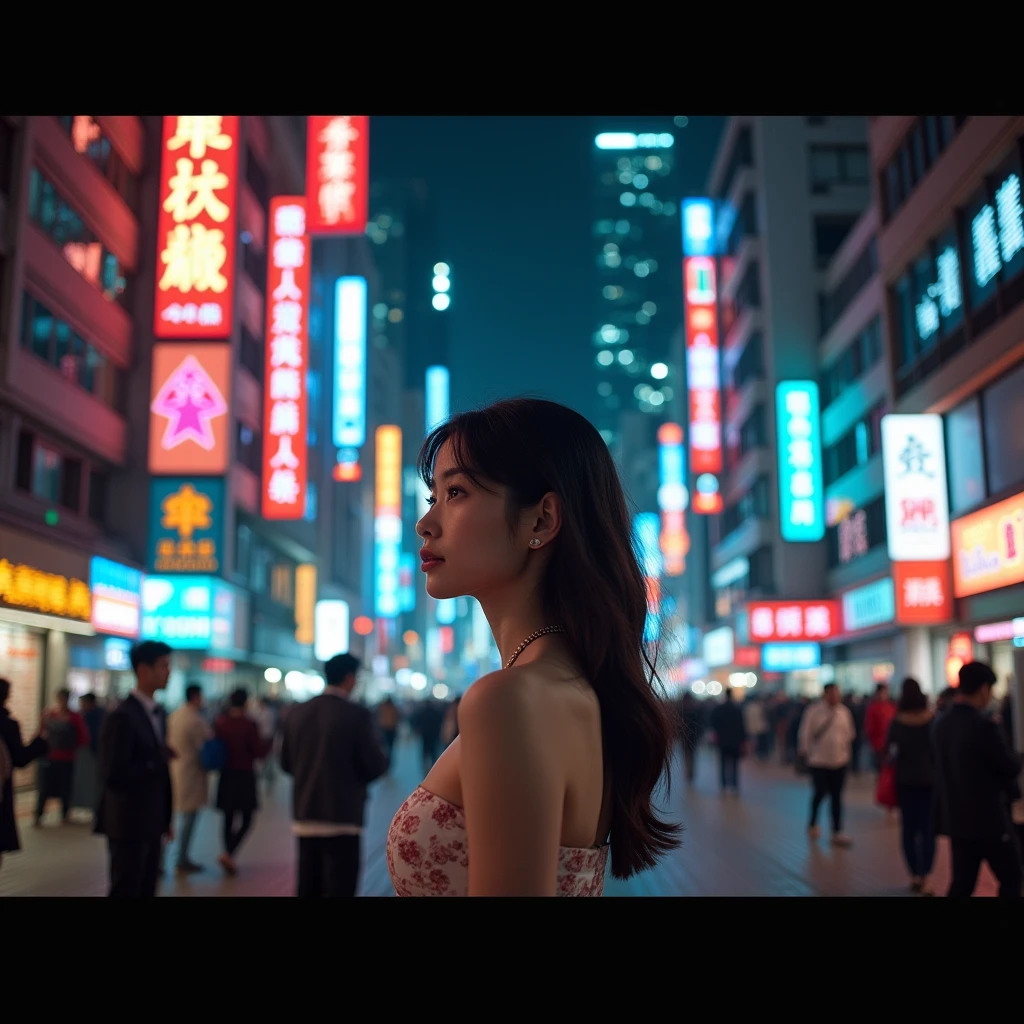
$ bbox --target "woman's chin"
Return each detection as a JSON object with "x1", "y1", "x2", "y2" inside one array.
[{"x1": 424, "y1": 576, "x2": 458, "y2": 601}]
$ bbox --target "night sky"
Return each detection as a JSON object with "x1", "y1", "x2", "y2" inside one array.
[{"x1": 371, "y1": 116, "x2": 725, "y2": 425}]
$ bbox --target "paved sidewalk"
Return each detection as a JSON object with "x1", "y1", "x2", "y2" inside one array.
[{"x1": 0, "y1": 739, "x2": 1000, "y2": 897}]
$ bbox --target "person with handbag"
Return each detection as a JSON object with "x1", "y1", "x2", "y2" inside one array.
[
  {"x1": 799, "y1": 683, "x2": 856, "y2": 847},
  {"x1": 166, "y1": 683, "x2": 213, "y2": 875}
]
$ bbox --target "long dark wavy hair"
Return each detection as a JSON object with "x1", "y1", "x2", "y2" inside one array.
[{"x1": 418, "y1": 397, "x2": 681, "y2": 878}]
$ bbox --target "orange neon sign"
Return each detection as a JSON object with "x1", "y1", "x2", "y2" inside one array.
[
  {"x1": 375, "y1": 426, "x2": 402, "y2": 515},
  {"x1": 951, "y1": 490, "x2": 1024, "y2": 598}
]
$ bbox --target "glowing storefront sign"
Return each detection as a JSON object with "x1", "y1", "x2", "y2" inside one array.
[
  {"x1": 426, "y1": 365, "x2": 450, "y2": 434},
  {"x1": 148, "y1": 344, "x2": 231, "y2": 474},
  {"x1": 306, "y1": 115, "x2": 369, "y2": 235},
  {"x1": 262, "y1": 196, "x2": 310, "y2": 520},
  {"x1": 633, "y1": 512, "x2": 662, "y2": 643},
  {"x1": 841, "y1": 578, "x2": 895, "y2": 633},
  {"x1": 682, "y1": 200, "x2": 722, "y2": 515},
  {"x1": 153, "y1": 116, "x2": 239, "y2": 338},
  {"x1": 294, "y1": 564, "x2": 317, "y2": 645},
  {"x1": 881, "y1": 414, "x2": 950, "y2": 562},
  {"x1": 971, "y1": 172, "x2": 1024, "y2": 289},
  {"x1": 893, "y1": 560, "x2": 953, "y2": 625},
  {"x1": 333, "y1": 276, "x2": 367, "y2": 449},
  {"x1": 951, "y1": 489, "x2": 1024, "y2": 598},
  {"x1": 314, "y1": 599, "x2": 350, "y2": 661},
  {"x1": 776, "y1": 381, "x2": 824, "y2": 542},
  {"x1": 702, "y1": 626, "x2": 734, "y2": 668},
  {"x1": 375, "y1": 426, "x2": 402, "y2": 618},
  {"x1": 0, "y1": 559, "x2": 90, "y2": 622},
  {"x1": 657, "y1": 422, "x2": 689, "y2": 576},
  {"x1": 748, "y1": 600, "x2": 840, "y2": 643},
  {"x1": 140, "y1": 575, "x2": 236, "y2": 651},
  {"x1": 974, "y1": 618, "x2": 1024, "y2": 644},
  {"x1": 762, "y1": 642, "x2": 821, "y2": 672},
  {"x1": 90, "y1": 557, "x2": 142, "y2": 639},
  {"x1": 149, "y1": 478, "x2": 223, "y2": 573}
]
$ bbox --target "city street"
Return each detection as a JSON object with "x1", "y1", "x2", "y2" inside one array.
[{"x1": 0, "y1": 737, "x2": 1000, "y2": 897}]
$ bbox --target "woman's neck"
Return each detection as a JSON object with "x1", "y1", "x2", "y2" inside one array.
[{"x1": 479, "y1": 591, "x2": 561, "y2": 669}]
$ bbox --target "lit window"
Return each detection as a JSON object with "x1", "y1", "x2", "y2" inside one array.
[
  {"x1": 651, "y1": 362, "x2": 669, "y2": 380},
  {"x1": 618, "y1": 349, "x2": 634, "y2": 365},
  {"x1": 642, "y1": 301, "x2": 657, "y2": 315},
  {"x1": 597, "y1": 351, "x2": 614, "y2": 366},
  {"x1": 620, "y1": 193, "x2": 637, "y2": 207}
]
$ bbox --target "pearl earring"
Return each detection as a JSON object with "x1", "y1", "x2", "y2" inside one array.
[{"x1": 529, "y1": 538, "x2": 542, "y2": 548}]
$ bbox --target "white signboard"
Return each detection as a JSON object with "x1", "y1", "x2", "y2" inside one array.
[
  {"x1": 702, "y1": 626, "x2": 734, "y2": 668},
  {"x1": 881, "y1": 414, "x2": 950, "y2": 562}
]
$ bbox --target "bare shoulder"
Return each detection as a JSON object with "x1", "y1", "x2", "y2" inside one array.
[{"x1": 459, "y1": 667, "x2": 544, "y2": 731}]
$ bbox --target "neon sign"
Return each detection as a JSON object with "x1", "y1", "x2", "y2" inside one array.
[
  {"x1": 775, "y1": 381, "x2": 824, "y2": 542},
  {"x1": 971, "y1": 172, "x2": 1024, "y2": 289},
  {"x1": 633, "y1": 512, "x2": 662, "y2": 643},
  {"x1": 0, "y1": 560, "x2": 91, "y2": 621},
  {"x1": 306, "y1": 116, "x2": 369, "y2": 235},
  {"x1": 426, "y1": 365, "x2": 450, "y2": 434},
  {"x1": 333, "y1": 277, "x2": 367, "y2": 449},
  {"x1": 262, "y1": 196, "x2": 310, "y2": 520},
  {"x1": 657, "y1": 422, "x2": 689, "y2": 576},
  {"x1": 90, "y1": 557, "x2": 142, "y2": 639},
  {"x1": 374, "y1": 426, "x2": 402, "y2": 618}
]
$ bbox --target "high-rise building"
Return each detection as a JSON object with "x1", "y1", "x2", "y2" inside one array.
[
  {"x1": 590, "y1": 122, "x2": 682, "y2": 445},
  {"x1": 684, "y1": 116, "x2": 872, "y2": 687}
]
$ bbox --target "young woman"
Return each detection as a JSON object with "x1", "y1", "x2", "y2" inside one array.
[
  {"x1": 387, "y1": 398, "x2": 680, "y2": 896},
  {"x1": 886, "y1": 677, "x2": 936, "y2": 895}
]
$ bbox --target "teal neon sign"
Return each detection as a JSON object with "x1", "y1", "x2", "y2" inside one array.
[{"x1": 776, "y1": 381, "x2": 824, "y2": 543}]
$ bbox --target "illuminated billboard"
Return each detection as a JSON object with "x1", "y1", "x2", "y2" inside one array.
[
  {"x1": 148, "y1": 478, "x2": 223, "y2": 574},
  {"x1": 881, "y1": 414, "x2": 950, "y2": 562},
  {"x1": 149, "y1": 344, "x2": 231, "y2": 474},
  {"x1": 306, "y1": 116, "x2": 369, "y2": 235},
  {"x1": 748, "y1": 600, "x2": 840, "y2": 642},
  {"x1": 426, "y1": 365, "x2": 450, "y2": 434},
  {"x1": 314, "y1": 599, "x2": 350, "y2": 661},
  {"x1": 90, "y1": 557, "x2": 142, "y2": 640},
  {"x1": 262, "y1": 196, "x2": 310, "y2": 520},
  {"x1": 333, "y1": 277, "x2": 367, "y2": 449},
  {"x1": 657, "y1": 422, "x2": 689, "y2": 576},
  {"x1": 594, "y1": 132, "x2": 674, "y2": 150},
  {"x1": 951, "y1": 489, "x2": 1024, "y2": 598},
  {"x1": 893, "y1": 560, "x2": 954, "y2": 624},
  {"x1": 375, "y1": 426, "x2": 402, "y2": 618},
  {"x1": 140, "y1": 575, "x2": 237, "y2": 651},
  {"x1": 682, "y1": 199, "x2": 722, "y2": 515},
  {"x1": 775, "y1": 381, "x2": 824, "y2": 542},
  {"x1": 633, "y1": 512, "x2": 662, "y2": 643},
  {"x1": 153, "y1": 116, "x2": 239, "y2": 339}
]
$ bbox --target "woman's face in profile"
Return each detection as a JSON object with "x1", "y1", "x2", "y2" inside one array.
[{"x1": 417, "y1": 440, "x2": 523, "y2": 601}]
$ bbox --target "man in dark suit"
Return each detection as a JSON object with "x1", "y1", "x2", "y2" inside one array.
[
  {"x1": 933, "y1": 661, "x2": 1023, "y2": 898},
  {"x1": 281, "y1": 653, "x2": 388, "y2": 897},
  {"x1": 95, "y1": 641, "x2": 174, "y2": 898}
]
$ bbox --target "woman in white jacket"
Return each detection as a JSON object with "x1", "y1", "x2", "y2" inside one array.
[
  {"x1": 799, "y1": 683, "x2": 857, "y2": 848},
  {"x1": 167, "y1": 684, "x2": 213, "y2": 874}
]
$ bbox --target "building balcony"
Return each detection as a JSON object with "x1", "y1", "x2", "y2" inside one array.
[
  {"x1": 725, "y1": 377, "x2": 767, "y2": 434},
  {"x1": 821, "y1": 360, "x2": 888, "y2": 449},
  {"x1": 711, "y1": 516, "x2": 774, "y2": 573},
  {"x1": 723, "y1": 447, "x2": 772, "y2": 508},
  {"x1": 720, "y1": 235, "x2": 761, "y2": 305},
  {"x1": 723, "y1": 306, "x2": 761, "y2": 366}
]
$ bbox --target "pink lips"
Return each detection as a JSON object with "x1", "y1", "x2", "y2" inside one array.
[{"x1": 419, "y1": 548, "x2": 444, "y2": 571}]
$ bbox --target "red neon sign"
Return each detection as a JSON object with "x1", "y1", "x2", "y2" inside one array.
[
  {"x1": 306, "y1": 116, "x2": 369, "y2": 235},
  {"x1": 153, "y1": 116, "x2": 239, "y2": 339},
  {"x1": 684, "y1": 258, "x2": 722, "y2": 514},
  {"x1": 748, "y1": 600, "x2": 841, "y2": 642},
  {"x1": 893, "y1": 560, "x2": 953, "y2": 625},
  {"x1": 261, "y1": 196, "x2": 309, "y2": 520}
]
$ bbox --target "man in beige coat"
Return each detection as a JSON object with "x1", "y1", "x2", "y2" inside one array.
[{"x1": 167, "y1": 684, "x2": 212, "y2": 874}]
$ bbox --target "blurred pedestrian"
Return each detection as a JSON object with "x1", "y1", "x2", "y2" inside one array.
[
  {"x1": 251, "y1": 696, "x2": 278, "y2": 792},
  {"x1": 844, "y1": 692, "x2": 866, "y2": 775},
  {"x1": 935, "y1": 687, "x2": 956, "y2": 715},
  {"x1": 0, "y1": 678, "x2": 49, "y2": 874},
  {"x1": 377, "y1": 697, "x2": 400, "y2": 770},
  {"x1": 281, "y1": 653, "x2": 388, "y2": 897},
  {"x1": 71, "y1": 692, "x2": 104, "y2": 817},
  {"x1": 743, "y1": 695, "x2": 770, "y2": 761},
  {"x1": 36, "y1": 688, "x2": 88, "y2": 826},
  {"x1": 933, "y1": 662, "x2": 1022, "y2": 898},
  {"x1": 94, "y1": 641, "x2": 174, "y2": 898},
  {"x1": 865, "y1": 682, "x2": 897, "y2": 773},
  {"x1": 415, "y1": 698, "x2": 445, "y2": 774},
  {"x1": 441, "y1": 696, "x2": 461, "y2": 748},
  {"x1": 167, "y1": 683, "x2": 213, "y2": 874},
  {"x1": 214, "y1": 687, "x2": 271, "y2": 875},
  {"x1": 680, "y1": 691, "x2": 703, "y2": 783},
  {"x1": 708, "y1": 688, "x2": 747, "y2": 795},
  {"x1": 799, "y1": 683, "x2": 856, "y2": 848},
  {"x1": 886, "y1": 677, "x2": 936, "y2": 895}
]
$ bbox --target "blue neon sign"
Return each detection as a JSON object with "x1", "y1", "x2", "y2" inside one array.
[
  {"x1": 374, "y1": 516, "x2": 401, "y2": 619},
  {"x1": 776, "y1": 381, "x2": 824, "y2": 543},
  {"x1": 762, "y1": 642, "x2": 821, "y2": 672},
  {"x1": 140, "y1": 575, "x2": 237, "y2": 651},
  {"x1": 972, "y1": 172, "x2": 1024, "y2": 290},
  {"x1": 681, "y1": 198, "x2": 715, "y2": 258},
  {"x1": 426, "y1": 365, "x2": 449, "y2": 434},
  {"x1": 633, "y1": 512, "x2": 662, "y2": 643},
  {"x1": 399, "y1": 552, "x2": 416, "y2": 614},
  {"x1": 437, "y1": 598, "x2": 456, "y2": 625},
  {"x1": 333, "y1": 276, "x2": 367, "y2": 449}
]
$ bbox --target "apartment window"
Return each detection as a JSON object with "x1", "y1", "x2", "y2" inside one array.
[
  {"x1": 814, "y1": 215, "x2": 859, "y2": 269},
  {"x1": 881, "y1": 116, "x2": 967, "y2": 222},
  {"x1": 27, "y1": 167, "x2": 131, "y2": 306},
  {"x1": 726, "y1": 192, "x2": 758, "y2": 259},
  {"x1": 19, "y1": 292, "x2": 123, "y2": 409},
  {"x1": 983, "y1": 359, "x2": 1024, "y2": 496},
  {"x1": 15, "y1": 430, "x2": 83, "y2": 512},
  {"x1": 721, "y1": 475, "x2": 770, "y2": 539},
  {"x1": 823, "y1": 401, "x2": 885, "y2": 485},
  {"x1": 809, "y1": 145, "x2": 869, "y2": 191},
  {"x1": 236, "y1": 421, "x2": 262, "y2": 475},
  {"x1": 87, "y1": 469, "x2": 107, "y2": 523},
  {"x1": 245, "y1": 149, "x2": 270, "y2": 208},
  {"x1": 821, "y1": 317, "x2": 882, "y2": 406},
  {"x1": 55, "y1": 116, "x2": 138, "y2": 211},
  {"x1": 820, "y1": 239, "x2": 877, "y2": 334},
  {"x1": 945, "y1": 396, "x2": 986, "y2": 515}
]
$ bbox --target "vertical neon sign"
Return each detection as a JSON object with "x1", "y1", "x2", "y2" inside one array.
[
  {"x1": 333, "y1": 277, "x2": 367, "y2": 450},
  {"x1": 426, "y1": 365, "x2": 450, "y2": 434},
  {"x1": 375, "y1": 426, "x2": 402, "y2": 618},
  {"x1": 681, "y1": 198, "x2": 722, "y2": 514},
  {"x1": 775, "y1": 381, "x2": 825, "y2": 542},
  {"x1": 657, "y1": 422, "x2": 689, "y2": 576},
  {"x1": 633, "y1": 512, "x2": 663, "y2": 643}
]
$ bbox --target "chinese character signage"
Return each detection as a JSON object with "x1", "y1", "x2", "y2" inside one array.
[
  {"x1": 262, "y1": 196, "x2": 310, "y2": 520},
  {"x1": 681, "y1": 199, "x2": 715, "y2": 258},
  {"x1": 148, "y1": 478, "x2": 224, "y2": 574},
  {"x1": 971, "y1": 171, "x2": 1024, "y2": 291},
  {"x1": 657, "y1": 423, "x2": 689, "y2": 576},
  {"x1": 950, "y1": 489, "x2": 1024, "y2": 598},
  {"x1": 375, "y1": 426, "x2": 403, "y2": 619},
  {"x1": 306, "y1": 116, "x2": 369, "y2": 235},
  {"x1": 841, "y1": 577, "x2": 896, "y2": 633},
  {"x1": 90, "y1": 557, "x2": 142, "y2": 639},
  {"x1": 914, "y1": 245, "x2": 962, "y2": 345},
  {"x1": 893, "y1": 560, "x2": 953, "y2": 625},
  {"x1": 334, "y1": 277, "x2": 367, "y2": 449},
  {"x1": 153, "y1": 116, "x2": 239, "y2": 338},
  {"x1": 881, "y1": 414, "x2": 950, "y2": 562},
  {"x1": 0, "y1": 559, "x2": 90, "y2": 621},
  {"x1": 748, "y1": 600, "x2": 840, "y2": 643},
  {"x1": 839, "y1": 509, "x2": 869, "y2": 563},
  {"x1": 762, "y1": 642, "x2": 821, "y2": 672},
  {"x1": 776, "y1": 381, "x2": 824, "y2": 542},
  {"x1": 149, "y1": 344, "x2": 231, "y2": 474}
]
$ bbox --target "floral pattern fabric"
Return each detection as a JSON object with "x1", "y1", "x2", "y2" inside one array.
[{"x1": 387, "y1": 785, "x2": 608, "y2": 897}]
